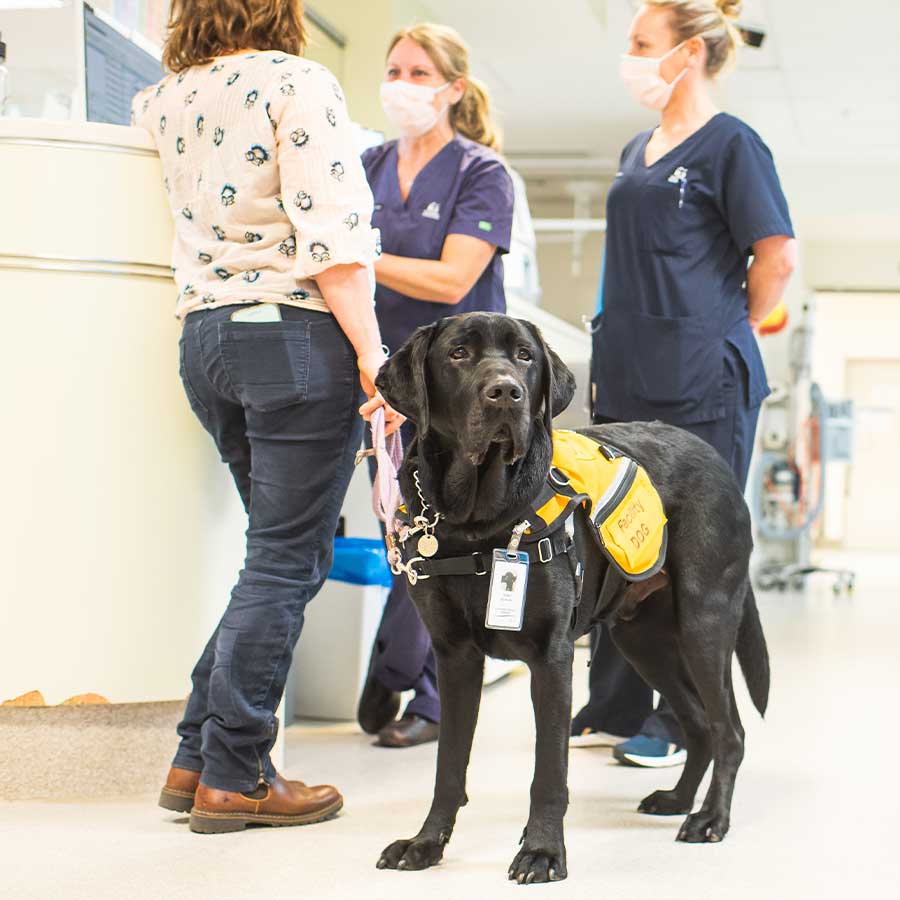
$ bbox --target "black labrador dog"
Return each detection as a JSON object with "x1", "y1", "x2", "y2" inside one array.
[{"x1": 374, "y1": 312, "x2": 769, "y2": 884}]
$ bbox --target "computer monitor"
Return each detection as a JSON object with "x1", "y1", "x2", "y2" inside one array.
[{"x1": 84, "y1": 5, "x2": 162, "y2": 126}]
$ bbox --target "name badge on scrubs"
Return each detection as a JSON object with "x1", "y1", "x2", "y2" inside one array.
[{"x1": 485, "y1": 550, "x2": 530, "y2": 632}]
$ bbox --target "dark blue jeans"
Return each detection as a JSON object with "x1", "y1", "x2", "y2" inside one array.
[{"x1": 173, "y1": 304, "x2": 363, "y2": 792}]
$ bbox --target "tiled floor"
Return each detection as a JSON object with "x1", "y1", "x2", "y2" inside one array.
[{"x1": 2, "y1": 554, "x2": 898, "y2": 899}]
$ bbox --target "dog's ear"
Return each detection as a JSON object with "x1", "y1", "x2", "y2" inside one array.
[
  {"x1": 519, "y1": 320, "x2": 576, "y2": 431},
  {"x1": 375, "y1": 323, "x2": 438, "y2": 436}
]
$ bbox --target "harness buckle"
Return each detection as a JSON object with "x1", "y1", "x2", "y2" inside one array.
[
  {"x1": 549, "y1": 466, "x2": 570, "y2": 487},
  {"x1": 405, "y1": 557, "x2": 429, "y2": 585},
  {"x1": 537, "y1": 537, "x2": 553, "y2": 564},
  {"x1": 472, "y1": 553, "x2": 487, "y2": 576}
]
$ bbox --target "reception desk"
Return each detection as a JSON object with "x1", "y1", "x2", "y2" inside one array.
[
  {"x1": 0, "y1": 119, "x2": 247, "y2": 705},
  {"x1": 0, "y1": 118, "x2": 592, "y2": 713}
]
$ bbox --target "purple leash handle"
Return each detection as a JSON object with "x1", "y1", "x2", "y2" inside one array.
[{"x1": 369, "y1": 407, "x2": 403, "y2": 534}]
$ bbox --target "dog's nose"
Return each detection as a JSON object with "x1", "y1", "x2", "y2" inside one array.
[{"x1": 482, "y1": 377, "x2": 524, "y2": 407}]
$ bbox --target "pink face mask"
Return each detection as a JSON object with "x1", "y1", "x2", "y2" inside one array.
[{"x1": 619, "y1": 41, "x2": 688, "y2": 110}]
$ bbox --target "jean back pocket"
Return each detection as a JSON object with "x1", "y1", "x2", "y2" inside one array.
[{"x1": 219, "y1": 319, "x2": 311, "y2": 412}]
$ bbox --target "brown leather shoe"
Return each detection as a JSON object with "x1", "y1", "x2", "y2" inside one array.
[
  {"x1": 376, "y1": 714, "x2": 439, "y2": 748},
  {"x1": 189, "y1": 773, "x2": 342, "y2": 834},
  {"x1": 159, "y1": 767, "x2": 201, "y2": 813},
  {"x1": 159, "y1": 766, "x2": 311, "y2": 815}
]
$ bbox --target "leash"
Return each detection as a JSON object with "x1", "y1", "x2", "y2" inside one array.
[{"x1": 355, "y1": 407, "x2": 404, "y2": 554}]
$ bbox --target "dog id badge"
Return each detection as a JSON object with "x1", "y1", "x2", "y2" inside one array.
[{"x1": 485, "y1": 550, "x2": 530, "y2": 631}]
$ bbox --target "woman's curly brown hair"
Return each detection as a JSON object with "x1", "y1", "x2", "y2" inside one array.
[{"x1": 163, "y1": 0, "x2": 308, "y2": 73}]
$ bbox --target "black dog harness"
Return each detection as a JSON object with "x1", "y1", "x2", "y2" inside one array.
[
  {"x1": 389, "y1": 432, "x2": 671, "y2": 649},
  {"x1": 395, "y1": 525, "x2": 578, "y2": 585},
  {"x1": 390, "y1": 431, "x2": 667, "y2": 588},
  {"x1": 388, "y1": 448, "x2": 582, "y2": 590}
]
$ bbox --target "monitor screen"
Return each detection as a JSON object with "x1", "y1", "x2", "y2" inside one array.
[{"x1": 84, "y1": 5, "x2": 162, "y2": 126}]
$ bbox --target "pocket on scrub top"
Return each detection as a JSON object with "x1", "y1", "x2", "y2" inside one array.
[
  {"x1": 638, "y1": 183, "x2": 691, "y2": 256},
  {"x1": 219, "y1": 318, "x2": 311, "y2": 412},
  {"x1": 631, "y1": 312, "x2": 714, "y2": 409}
]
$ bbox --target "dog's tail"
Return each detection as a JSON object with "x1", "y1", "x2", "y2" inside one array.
[{"x1": 736, "y1": 582, "x2": 770, "y2": 717}]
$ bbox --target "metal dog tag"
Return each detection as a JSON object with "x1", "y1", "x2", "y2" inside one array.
[
  {"x1": 485, "y1": 549, "x2": 530, "y2": 631},
  {"x1": 417, "y1": 533, "x2": 439, "y2": 558}
]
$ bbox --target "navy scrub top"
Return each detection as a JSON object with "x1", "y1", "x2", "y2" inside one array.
[
  {"x1": 594, "y1": 112, "x2": 794, "y2": 426},
  {"x1": 362, "y1": 134, "x2": 514, "y2": 353}
]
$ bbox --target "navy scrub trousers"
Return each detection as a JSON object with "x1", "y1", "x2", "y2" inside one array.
[
  {"x1": 172, "y1": 304, "x2": 364, "y2": 792},
  {"x1": 360, "y1": 134, "x2": 514, "y2": 725},
  {"x1": 585, "y1": 346, "x2": 762, "y2": 743}
]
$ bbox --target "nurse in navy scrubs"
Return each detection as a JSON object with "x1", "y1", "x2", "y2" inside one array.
[
  {"x1": 575, "y1": 0, "x2": 797, "y2": 767},
  {"x1": 357, "y1": 23, "x2": 514, "y2": 748}
]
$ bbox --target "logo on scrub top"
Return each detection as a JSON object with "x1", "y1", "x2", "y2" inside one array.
[{"x1": 422, "y1": 202, "x2": 441, "y2": 221}]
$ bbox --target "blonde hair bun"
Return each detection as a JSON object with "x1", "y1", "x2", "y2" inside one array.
[
  {"x1": 646, "y1": 0, "x2": 742, "y2": 77},
  {"x1": 716, "y1": 0, "x2": 742, "y2": 19}
]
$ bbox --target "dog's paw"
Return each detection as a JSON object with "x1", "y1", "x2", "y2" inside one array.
[
  {"x1": 376, "y1": 836, "x2": 445, "y2": 871},
  {"x1": 676, "y1": 810, "x2": 730, "y2": 843},
  {"x1": 508, "y1": 848, "x2": 567, "y2": 885},
  {"x1": 639, "y1": 789, "x2": 693, "y2": 816}
]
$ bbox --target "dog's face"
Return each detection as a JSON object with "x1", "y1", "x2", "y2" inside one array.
[{"x1": 376, "y1": 313, "x2": 576, "y2": 466}]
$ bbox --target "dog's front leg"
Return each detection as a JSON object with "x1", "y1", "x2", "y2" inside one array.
[
  {"x1": 509, "y1": 646, "x2": 573, "y2": 884},
  {"x1": 377, "y1": 643, "x2": 484, "y2": 872}
]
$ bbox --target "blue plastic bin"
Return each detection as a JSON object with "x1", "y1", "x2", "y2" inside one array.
[{"x1": 328, "y1": 537, "x2": 393, "y2": 588}]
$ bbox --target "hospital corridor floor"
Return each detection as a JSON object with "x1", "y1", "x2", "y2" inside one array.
[{"x1": 3, "y1": 553, "x2": 898, "y2": 900}]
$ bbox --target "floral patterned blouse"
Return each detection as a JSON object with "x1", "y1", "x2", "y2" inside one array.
[{"x1": 132, "y1": 51, "x2": 379, "y2": 319}]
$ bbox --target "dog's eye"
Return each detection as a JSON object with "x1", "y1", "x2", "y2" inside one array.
[
  {"x1": 517, "y1": 347, "x2": 533, "y2": 362},
  {"x1": 449, "y1": 346, "x2": 469, "y2": 360}
]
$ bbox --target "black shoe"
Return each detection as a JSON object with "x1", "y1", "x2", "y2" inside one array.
[
  {"x1": 357, "y1": 654, "x2": 401, "y2": 735},
  {"x1": 376, "y1": 714, "x2": 439, "y2": 748}
]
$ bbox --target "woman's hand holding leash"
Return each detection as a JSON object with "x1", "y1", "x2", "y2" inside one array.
[{"x1": 359, "y1": 392, "x2": 405, "y2": 436}]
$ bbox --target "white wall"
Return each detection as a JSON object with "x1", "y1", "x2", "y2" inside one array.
[
  {"x1": 0, "y1": 121, "x2": 247, "y2": 705},
  {"x1": 810, "y1": 292, "x2": 900, "y2": 546}
]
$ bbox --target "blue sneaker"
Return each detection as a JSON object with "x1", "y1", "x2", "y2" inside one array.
[{"x1": 612, "y1": 735, "x2": 686, "y2": 768}]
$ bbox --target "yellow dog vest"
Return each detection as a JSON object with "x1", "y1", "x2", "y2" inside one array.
[{"x1": 524, "y1": 430, "x2": 668, "y2": 581}]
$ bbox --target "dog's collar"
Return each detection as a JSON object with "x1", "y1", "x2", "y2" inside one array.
[
  {"x1": 390, "y1": 467, "x2": 575, "y2": 585},
  {"x1": 392, "y1": 525, "x2": 575, "y2": 586},
  {"x1": 389, "y1": 441, "x2": 585, "y2": 585}
]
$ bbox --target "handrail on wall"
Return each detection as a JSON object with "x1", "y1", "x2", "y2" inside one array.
[{"x1": 0, "y1": 253, "x2": 173, "y2": 281}]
